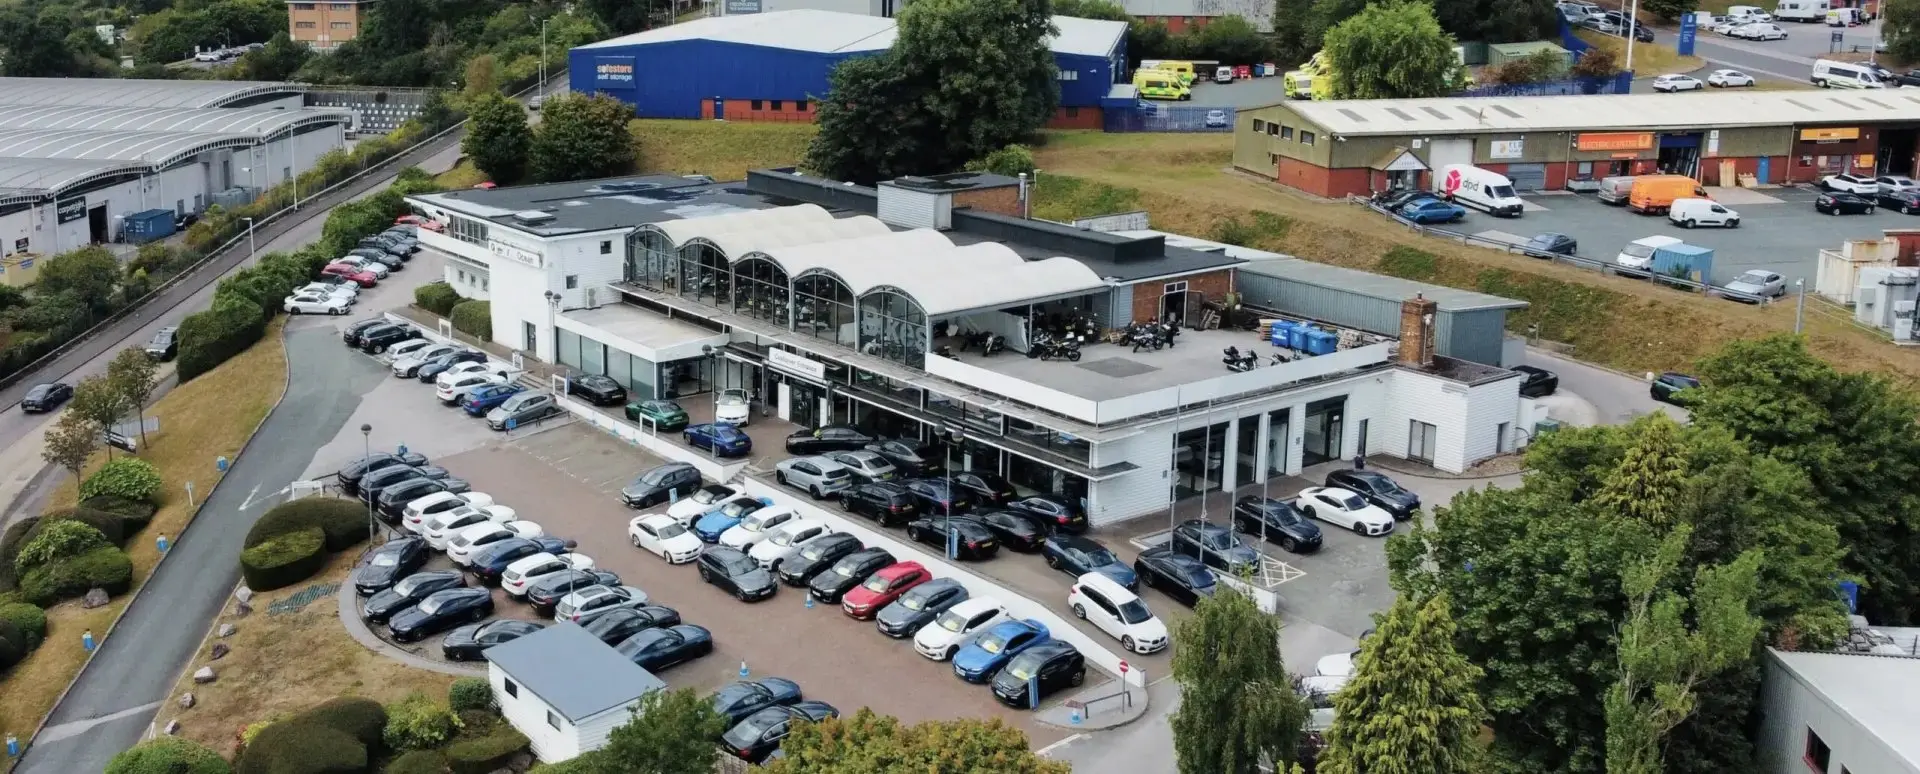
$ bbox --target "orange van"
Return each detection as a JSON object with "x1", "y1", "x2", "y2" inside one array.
[{"x1": 1628, "y1": 175, "x2": 1708, "y2": 215}]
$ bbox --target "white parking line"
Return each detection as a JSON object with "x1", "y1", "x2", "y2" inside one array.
[{"x1": 1035, "y1": 733, "x2": 1087, "y2": 757}]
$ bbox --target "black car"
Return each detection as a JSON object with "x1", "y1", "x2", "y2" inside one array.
[
  {"x1": 989, "y1": 641, "x2": 1086, "y2": 708},
  {"x1": 784, "y1": 424, "x2": 875, "y2": 455},
  {"x1": 777, "y1": 533, "x2": 863, "y2": 586},
  {"x1": 442, "y1": 620, "x2": 544, "y2": 661},
  {"x1": 348, "y1": 247, "x2": 404, "y2": 269},
  {"x1": 1006, "y1": 495, "x2": 1088, "y2": 534},
  {"x1": 468, "y1": 536, "x2": 570, "y2": 585},
  {"x1": 1898, "y1": 68, "x2": 1920, "y2": 87},
  {"x1": 342, "y1": 318, "x2": 390, "y2": 347},
  {"x1": 417, "y1": 350, "x2": 486, "y2": 382},
  {"x1": 1878, "y1": 189, "x2": 1920, "y2": 215},
  {"x1": 1376, "y1": 189, "x2": 1439, "y2": 211},
  {"x1": 697, "y1": 546, "x2": 778, "y2": 601},
  {"x1": 359, "y1": 464, "x2": 454, "y2": 503},
  {"x1": 145, "y1": 326, "x2": 179, "y2": 361},
  {"x1": 1231, "y1": 496, "x2": 1323, "y2": 553},
  {"x1": 359, "y1": 324, "x2": 422, "y2": 354},
  {"x1": 842, "y1": 482, "x2": 918, "y2": 527},
  {"x1": 567, "y1": 374, "x2": 628, "y2": 406},
  {"x1": 620, "y1": 462, "x2": 703, "y2": 509},
  {"x1": 1169, "y1": 520, "x2": 1261, "y2": 576},
  {"x1": 352, "y1": 537, "x2": 430, "y2": 596},
  {"x1": 808, "y1": 547, "x2": 895, "y2": 603},
  {"x1": 1040, "y1": 534, "x2": 1138, "y2": 590},
  {"x1": 387, "y1": 587, "x2": 493, "y2": 643},
  {"x1": 875, "y1": 578, "x2": 970, "y2": 638},
  {"x1": 336, "y1": 451, "x2": 430, "y2": 494},
  {"x1": 525, "y1": 569, "x2": 622, "y2": 616},
  {"x1": 580, "y1": 605, "x2": 681, "y2": 646},
  {"x1": 722, "y1": 702, "x2": 839, "y2": 764},
  {"x1": 1651, "y1": 371, "x2": 1701, "y2": 405},
  {"x1": 1513, "y1": 365, "x2": 1559, "y2": 398},
  {"x1": 904, "y1": 517, "x2": 1000, "y2": 560},
  {"x1": 361, "y1": 569, "x2": 465, "y2": 624},
  {"x1": 19, "y1": 382, "x2": 73, "y2": 413},
  {"x1": 950, "y1": 471, "x2": 1018, "y2": 507},
  {"x1": 864, "y1": 439, "x2": 944, "y2": 475},
  {"x1": 1324, "y1": 468, "x2": 1420, "y2": 521},
  {"x1": 615, "y1": 624, "x2": 714, "y2": 671},
  {"x1": 1524, "y1": 232, "x2": 1577, "y2": 257},
  {"x1": 710, "y1": 677, "x2": 804, "y2": 726},
  {"x1": 899, "y1": 479, "x2": 970, "y2": 516},
  {"x1": 967, "y1": 509, "x2": 1047, "y2": 552},
  {"x1": 377, "y1": 478, "x2": 469, "y2": 520},
  {"x1": 1815, "y1": 192, "x2": 1876, "y2": 215},
  {"x1": 1632, "y1": 21, "x2": 1654, "y2": 42},
  {"x1": 1132, "y1": 546, "x2": 1218, "y2": 607}
]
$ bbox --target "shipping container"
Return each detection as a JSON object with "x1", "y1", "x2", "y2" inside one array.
[
  {"x1": 123, "y1": 209, "x2": 176, "y2": 244},
  {"x1": 1651, "y1": 243, "x2": 1714, "y2": 284}
]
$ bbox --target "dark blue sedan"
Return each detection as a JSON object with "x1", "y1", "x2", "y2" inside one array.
[
  {"x1": 1400, "y1": 199, "x2": 1467, "y2": 224},
  {"x1": 615, "y1": 624, "x2": 714, "y2": 672},
  {"x1": 462, "y1": 383, "x2": 526, "y2": 415},
  {"x1": 1040, "y1": 534, "x2": 1137, "y2": 591},
  {"x1": 685, "y1": 423, "x2": 753, "y2": 457}
]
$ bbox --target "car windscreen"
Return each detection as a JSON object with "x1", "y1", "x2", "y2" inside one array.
[
  {"x1": 1490, "y1": 185, "x2": 1517, "y2": 199},
  {"x1": 1005, "y1": 651, "x2": 1047, "y2": 680},
  {"x1": 1737, "y1": 271, "x2": 1771, "y2": 284},
  {"x1": 1365, "y1": 476, "x2": 1407, "y2": 495},
  {"x1": 692, "y1": 487, "x2": 726, "y2": 504},
  {"x1": 1117, "y1": 599, "x2": 1154, "y2": 624},
  {"x1": 1334, "y1": 493, "x2": 1367, "y2": 510},
  {"x1": 417, "y1": 594, "x2": 450, "y2": 615},
  {"x1": 861, "y1": 575, "x2": 892, "y2": 592},
  {"x1": 800, "y1": 543, "x2": 833, "y2": 561},
  {"x1": 724, "y1": 556, "x2": 757, "y2": 574},
  {"x1": 1624, "y1": 243, "x2": 1658, "y2": 258},
  {"x1": 656, "y1": 522, "x2": 687, "y2": 539},
  {"x1": 392, "y1": 575, "x2": 430, "y2": 595},
  {"x1": 769, "y1": 528, "x2": 803, "y2": 546},
  {"x1": 976, "y1": 629, "x2": 1013, "y2": 653},
  {"x1": 1085, "y1": 548, "x2": 1119, "y2": 566},
  {"x1": 370, "y1": 552, "x2": 400, "y2": 567},
  {"x1": 1185, "y1": 566, "x2": 1217, "y2": 589},
  {"x1": 638, "y1": 467, "x2": 677, "y2": 487},
  {"x1": 935, "y1": 609, "x2": 972, "y2": 632},
  {"x1": 720, "y1": 500, "x2": 756, "y2": 518}
]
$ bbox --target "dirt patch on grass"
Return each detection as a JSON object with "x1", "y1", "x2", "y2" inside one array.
[
  {"x1": 1575, "y1": 29, "x2": 1704, "y2": 74},
  {"x1": 0, "y1": 319, "x2": 288, "y2": 741},
  {"x1": 632, "y1": 119, "x2": 817, "y2": 180},
  {"x1": 432, "y1": 159, "x2": 490, "y2": 190}
]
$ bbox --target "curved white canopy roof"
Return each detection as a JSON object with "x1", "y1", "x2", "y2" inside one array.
[
  {"x1": 650, "y1": 203, "x2": 835, "y2": 245},
  {"x1": 696, "y1": 213, "x2": 890, "y2": 259}
]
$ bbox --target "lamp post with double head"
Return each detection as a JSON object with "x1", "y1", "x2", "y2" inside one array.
[{"x1": 544, "y1": 290, "x2": 561, "y2": 363}]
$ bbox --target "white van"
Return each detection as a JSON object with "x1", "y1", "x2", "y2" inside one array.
[
  {"x1": 1826, "y1": 7, "x2": 1862, "y2": 25},
  {"x1": 1616, "y1": 235, "x2": 1683, "y2": 274},
  {"x1": 1435, "y1": 164, "x2": 1526, "y2": 218},
  {"x1": 1728, "y1": 4, "x2": 1773, "y2": 21},
  {"x1": 1812, "y1": 59, "x2": 1887, "y2": 88},
  {"x1": 1214, "y1": 66, "x2": 1234, "y2": 84},
  {"x1": 1668, "y1": 198, "x2": 1741, "y2": 228},
  {"x1": 1774, "y1": 0, "x2": 1828, "y2": 21}
]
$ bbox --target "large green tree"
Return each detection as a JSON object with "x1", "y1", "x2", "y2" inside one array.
[
  {"x1": 1271, "y1": 0, "x2": 1318, "y2": 64},
  {"x1": 1891, "y1": 0, "x2": 1920, "y2": 62},
  {"x1": 1318, "y1": 593, "x2": 1484, "y2": 774},
  {"x1": 771, "y1": 710, "x2": 1066, "y2": 773},
  {"x1": 0, "y1": 7, "x2": 90, "y2": 76},
  {"x1": 565, "y1": 688, "x2": 726, "y2": 774},
  {"x1": 463, "y1": 91, "x2": 533, "y2": 185},
  {"x1": 530, "y1": 93, "x2": 636, "y2": 183},
  {"x1": 236, "y1": 32, "x2": 312, "y2": 81},
  {"x1": 1189, "y1": 15, "x2": 1274, "y2": 65},
  {"x1": 36, "y1": 245, "x2": 120, "y2": 315},
  {"x1": 1171, "y1": 586, "x2": 1307, "y2": 774},
  {"x1": 1322, "y1": 1, "x2": 1461, "y2": 99},
  {"x1": 805, "y1": 55, "x2": 939, "y2": 185}
]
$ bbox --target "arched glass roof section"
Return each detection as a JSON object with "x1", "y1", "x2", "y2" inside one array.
[
  {"x1": 0, "y1": 128, "x2": 255, "y2": 170},
  {"x1": 0, "y1": 77, "x2": 302, "y2": 109},
  {"x1": 0, "y1": 105, "x2": 351, "y2": 138}
]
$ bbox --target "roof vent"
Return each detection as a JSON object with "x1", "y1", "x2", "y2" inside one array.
[{"x1": 512, "y1": 210, "x2": 555, "y2": 224}]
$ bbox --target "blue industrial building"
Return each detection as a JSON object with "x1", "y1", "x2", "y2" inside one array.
[{"x1": 568, "y1": 10, "x2": 1127, "y2": 129}]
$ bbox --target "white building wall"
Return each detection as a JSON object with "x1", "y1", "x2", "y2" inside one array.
[
  {"x1": 546, "y1": 230, "x2": 628, "y2": 310},
  {"x1": 572, "y1": 705, "x2": 633, "y2": 758},
  {"x1": 444, "y1": 255, "x2": 491, "y2": 300},
  {"x1": 1463, "y1": 372, "x2": 1520, "y2": 465},
  {"x1": 489, "y1": 663, "x2": 578, "y2": 763},
  {"x1": 1757, "y1": 653, "x2": 1920, "y2": 774},
  {"x1": 490, "y1": 256, "x2": 550, "y2": 357},
  {"x1": 1384, "y1": 369, "x2": 1472, "y2": 473},
  {"x1": 1089, "y1": 430, "x2": 1173, "y2": 527}
]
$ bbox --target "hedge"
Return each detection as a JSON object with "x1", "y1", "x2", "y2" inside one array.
[
  {"x1": 448, "y1": 677, "x2": 492, "y2": 713},
  {"x1": 81, "y1": 456, "x2": 165, "y2": 504},
  {"x1": 178, "y1": 293, "x2": 268, "y2": 382},
  {"x1": 444, "y1": 727, "x2": 529, "y2": 774},
  {"x1": 105, "y1": 737, "x2": 233, "y2": 774},
  {"x1": 247, "y1": 498, "x2": 372, "y2": 553},
  {"x1": 81, "y1": 495, "x2": 159, "y2": 531},
  {"x1": 383, "y1": 694, "x2": 461, "y2": 752},
  {"x1": 0, "y1": 618, "x2": 23, "y2": 669},
  {"x1": 295, "y1": 697, "x2": 388, "y2": 751},
  {"x1": 19, "y1": 546, "x2": 134, "y2": 607},
  {"x1": 0, "y1": 601, "x2": 46, "y2": 650},
  {"x1": 239, "y1": 528, "x2": 327, "y2": 592},
  {"x1": 15, "y1": 521, "x2": 111, "y2": 573},
  {"x1": 0, "y1": 516, "x2": 40, "y2": 590},
  {"x1": 449, "y1": 300, "x2": 491, "y2": 341},
  {"x1": 415, "y1": 282, "x2": 461, "y2": 317},
  {"x1": 236, "y1": 722, "x2": 367, "y2": 774},
  {"x1": 32, "y1": 507, "x2": 128, "y2": 546},
  {"x1": 384, "y1": 750, "x2": 448, "y2": 774}
]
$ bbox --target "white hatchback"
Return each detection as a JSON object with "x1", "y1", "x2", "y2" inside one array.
[
  {"x1": 402, "y1": 491, "x2": 494, "y2": 532},
  {"x1": 284, "y1": 292, "x2": 351, "y2": 315},
  {"x1": 914, "y1": 597, "x2": 1009, "y2": 661},
  {"x1": 502, "y1": 552, "x2": 595, "y2": 598},
  {"x1": 436, "y1": 372, "x2": 506, "y2": 404},
  {"x1": 435, "y1": 361, "x2": 501, "y2": 386},
  {"x1": 448, "y1": 520, "x2": 544, "y2": 565},
  {"x1": 1068, "y1": 573, "x2": 1169, "y2": 654},
  {"x1": 717, "y1": 505, "x2": 799, "y2": 550},
  {"x1": 747, "y1": 519, "x2": 832, "y2": 570},
  {"x1": 1705, "y1": 69, "x2": 1754, "y2": 88},
  {"x1": 1651, "y1": 74, "x2": 1703, "y2": 92},
  {"x1": 629, "y1": 513, "x2": 704, "y2": 564},
  {"x1": 423, "y1": 505, "x2": 519, "y2": 549}
]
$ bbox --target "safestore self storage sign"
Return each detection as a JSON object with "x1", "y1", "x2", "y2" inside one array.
[{"x1": 594, "y1": 57, "x2": 636, "y2": 87}]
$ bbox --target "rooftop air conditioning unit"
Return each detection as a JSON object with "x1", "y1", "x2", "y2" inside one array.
[{"x1": 511, "y1": 210, "x2": 555, "y2": 224}]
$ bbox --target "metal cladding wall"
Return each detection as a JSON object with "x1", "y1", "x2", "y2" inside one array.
[{"x1": 1056, "y1": 48, "x2": 1123, "y2": 108}]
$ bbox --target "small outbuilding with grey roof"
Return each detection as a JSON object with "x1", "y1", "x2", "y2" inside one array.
[
  {"x1": 484, "y1": 623, "x2": 668, "y2": 763},
  {"x1": 1757, "y1": 647, "x2": 1920, "y2": 774},
  {"x1": 1234, "y1": 253, "x2": 1527, "y2": 367}
]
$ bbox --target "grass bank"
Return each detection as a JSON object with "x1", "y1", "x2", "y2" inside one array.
[
  {"x1": 432, "y1": 159, "x2": 490, "y2": 190},
  {"x1": 1575, "y1": 28, "x2": 1705, "y2": 74},
  {"x1": 632, "y1": 119, "x2": 817, "y2": 180},
  {"x1": 0, "y1": 318, "x2": 288, "y2": 742}
]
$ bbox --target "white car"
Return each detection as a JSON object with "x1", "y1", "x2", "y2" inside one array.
[
  {"x1": 913, "y1": 597, "x2": 1010, "y2": 661},
  {"x1": 1706, "y1": 69, "x2": 1755, "y2": 88},
  {"x1": 1735, "y1": 23, "x2": 1787, "y2": 40},
  {"x1": 1203, "y1": 110, "x2": 1229, "y2": 128},
  {"x1": 393, "y1": 344, "x2": 461, "y2": 377},
  {"x1": 1710, "y1": 19, "x2": 1744, "y2": 34},
  {"x1": 1877, "y1": 175, "x2": 1920, "y2": 194},
  {"x1": 447, "y1": 520, "x2": 544, "y2": 565},
  {"x1": 1821, "y1": 173, "x2": 1881, "y2": 194},
  {"x1": 748, "y1": 519, "x2": 832, "y2": 570},
  {"x1": 402, "y1": 491, "x2": 495, "y2": 529},
  {"x1": 382, "y1": 338, "x2": 436, "y2": 363},
  {"x1": 1651, "y1": 74, "x2": 1704, "y2": 92},
  {"x1": 298, "y1": 281, "x2": 358, "y2": 300},
  {"x1": 330, "y1": 256, "x2": 390, "y2": 278},
  {"x1": 667, "y1": 484, "x2": 741, "y2": 526},
  {"x1": 1068, "y1": 573, "x2": 1169, "y2": 654},
  {"x1": 436, "y1": 372, "x2": 507, "y2": 404},
  {"x1": 502, "y1": 552, "x2": 595, "y2": 598},
  {"x1": 283, "y1": 292, "x2": 351, "y2": 315},
  {"x1": 421, "y1": 505, "x2": 519, "y2": 548},
  {"x1": 718, "y1": 505, "x2": 799, "y2": 550},
  {"x1": 629, "y1": 513, "x2": 703, "y2": 564},
  {"x1": 435, "y1": 361, "x2": 504, "y2": 387},
  {"x1": 1296, "y1": 486, "x2": 1396, "y2": 536},
  {"x1": 193, "y1": 49, "x2": 223, "y2": 62},
  {"x1": 715, "y1": 388, "x2": 751, "y2": 425},
  {"x1": 1316, "y1": 648, "x2": 1361, "y2": 678}
]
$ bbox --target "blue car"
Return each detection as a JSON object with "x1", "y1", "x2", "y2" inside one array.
[
  {"x1": 684, "y1": 422, "x2": 752, "y2": 457},
  {"x1": 1040, "y1": 534, "x2": 1138, "y2": 591},
  {"x1": 953, "y1": 619, "x2": 1051, "y2": 683},
  {"x1": 692, "y1": 496, "x2": 773, "y2": 543},
  {"x1": 1399, "y1": 199, "x2": 1467, "y2": 224},
  {"x1": 462, "y1": 383, "x2": 525, "y2": 416}
]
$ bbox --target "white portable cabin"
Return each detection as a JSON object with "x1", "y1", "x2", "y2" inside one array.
[{"x1": 485, "y1": 623, "x2": 667, "y2": 762}]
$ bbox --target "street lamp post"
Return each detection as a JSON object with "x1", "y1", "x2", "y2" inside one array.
[
  {"x1": 360, "y1": 424, "x2": 376, "y2": 545},
  {"x1": 1794, "y1": 278, "x2": 1807, "y2": 334},
  {"x1": 562, "y1": 538, "x2": 581, "y2": 613},
  {"x1": 701, "y1": 345, "x2": 718, "y2": 464},
  {"x1": 539, "y1": 19, "x2": 549, "y2": 99},
  {"x1": 544, "y1": 290, "x2": 561, "y2": 361},
  {"x1": 942, "y1": 425, "x2": 965, "y2": 559},
  {"x1": 241, "y1": 217, "x2": 256, "y2": 259}
]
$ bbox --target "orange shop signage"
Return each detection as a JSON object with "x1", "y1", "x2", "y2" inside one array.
[
  {"x1": 1799, "y1": 127, "x2": 1860, "y2": 142},
  {"x1": 1577, "y1": 132, "x2": 1654, "y2": 151}
]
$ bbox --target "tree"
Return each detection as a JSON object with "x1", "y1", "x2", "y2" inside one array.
[
  {"x1": 965, "y1": 144, "x2": 1036, "y2": 177},
  {"x1": 237, "y1": 32, "x2": 311, "y2": 81},
  {"x1": 1318, "y1": 594, "x2": 1484, "y2": 774},
  {"x1": 1891, "y1": 0, "x2": 1920, "y2": 62},
  {"x1": 1127, "y1": 19, "x2": 1174, "y2": 63},
  {"x1": 67, "y1": 374, "x2": 132, "y2": 460},
  {"x1": 1322, "y1": 2, "x2": 1461, "y2": 99},
  {"x1": 42, "y1": 412, "x2": 98, "y2": 480},
  {"x1": 107, "y1": 347, "x2": 160, "y2": 448},
  {"x1": 1642, "y1": 0, "x2": 1700, "y2": 20},
  {"x1": 804, "y1": 54, "x2": 939, "y2": 184},
  {"x1": 1604, "y1": 528, "x2": 1765, "y2": 774},
  {"x1": 462, "y1": 91, "x2": 532, "y2": 185},
  {"x1": 567, "y1": 688, "x2": 726, "y2": 774},
  {"x1": 35, "y1": 245, "x2": 120, "y2": 315},
  {"x1": 1570, "y1": 47, "x2": 1622, "y2": 78},
  {"x1": 1053, "y1": 0, "x2": 1129, "y2": 18},
  {"x1": 1171, "y1": 586, "x2": 1307, "y2": 774},
  {"x1": 771, "y1": 709, "x2": 1068, "y2": 773},
  {"x1": 1431, "y1": 0, "x2": 1560, "y2": 42},
  {"x1": 584, "y1": 0, "x2": 654, "y2": 35},
  {"x1": 530, "y1": 93, "x2": 636, "y2": 183},
  {"x1": 0, "y1": 8, "x2": 86, "y2": 76},
  {"x1": 464, "y1": 53, "x2": 501, "y2": 99},
  {"x1": 1271, "y1": 0, "x2": 1318, "y2": 64},
  {"x1": 1190, "y1": 15, "x2": 1274, "y2": 65}
]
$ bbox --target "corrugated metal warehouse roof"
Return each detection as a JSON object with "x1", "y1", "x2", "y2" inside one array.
[
  {"x1": 1266, "y1": 90, "x2": 1920, "y2": 137},
  {"x1": 0, "y1": 157, "x2": 144, "y2": 195},
  {"x1": 0, "y1": 127, "x2": 254, "y2": 169},
  {"x1": 0, "y1": 77, "x2": 300, "y2": 109},
  {"x1": 0, "y1": 105, "x2": 349, "y2": 137},
  {"x1": 575, "y1": 10, "x2": 1126, "y2": 57},
  {"x1": 1238, "y1": 254, "x2": 1527, "y2": 312}
]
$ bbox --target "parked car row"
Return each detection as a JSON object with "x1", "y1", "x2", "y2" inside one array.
[
  {"x1": 343, "y1": 318, "x2": 568, "y2": 431},
  {"x1": 708, "y1": 677, "x2": 839, "y2": 763}
]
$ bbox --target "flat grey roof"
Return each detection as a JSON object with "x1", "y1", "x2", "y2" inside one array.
[
  {"x1": 562, "y1": 304, "x2": 726, "y2": 350},
  {"x1": 1237, "y1": 256, "x2": 1527, "y2": 313},
  {"x1": 1769, "y1": 649, "x2": 1920, "y2": 766},
  {"x1": 412, "y1": 175, "x2": 793, "y2": 238},
  {"x1": 0, "y1": 127, "x2": 256, "y2": 169},
  {"x1": 0, "y1": 105, "x2": 349, "y2": 138},
  {"x1": 484, "y1": 624, "x2": 666, "y2": 722},
  {"x1": 0, "y1": 77, "x2": 300, "y2": 109}
]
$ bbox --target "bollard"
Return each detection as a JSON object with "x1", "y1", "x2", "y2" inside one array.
[
  {"x1": 7, "y1": 733, "x2": 19, "y2": 757},
  {"x1": 82, "y1": 630, "x2": 96, "y2": 654},
  {"x1": 156, "y1": 534, "x2": 169, "y2": 554},
  {"x1": 805, "y1": 595, "x2": 814, "y2": 610},
  {"x1": 739, "y1": 661, "x2": 750, "y2": 678},
  {"x1": 1069, "y1": 708, "x2": 1082, "y2": 725},
  {"x1": 215, "y1": 456, "x2": 229, "y2": 472},
  {"x1": 397, "y1": 444, "x2": 409, "y2": 457}
]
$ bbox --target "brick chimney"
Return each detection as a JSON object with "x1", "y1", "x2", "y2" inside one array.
[{"x1": 1399, "y1": 294, "x2": 1437, "y2": 368}]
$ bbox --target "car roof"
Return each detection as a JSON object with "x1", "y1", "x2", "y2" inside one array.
[
  {"x1": 875, "y1": 561, "x2": 924, "y2": 578},
  {"x1": 946, "y1": 597, "x2": 1003, "y2": 616},
  {"x1": 1051, "y1": 534, "x2": 1104, "y2": 550},
  {"x1": 1075, "y1": 571, "x2": 1138, "y2": 597}
]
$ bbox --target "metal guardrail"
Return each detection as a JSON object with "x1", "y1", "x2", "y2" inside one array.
[{"x1": 1347, "y1": 195, "x2": 1774, "y2": 305}]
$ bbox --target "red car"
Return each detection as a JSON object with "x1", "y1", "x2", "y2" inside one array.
[
  {"x1": 322, "y1": 263, "x2": 378, "y2": 287},
  {"x1": 840, "y1": 561, "x2": 930, "y2": 620}
]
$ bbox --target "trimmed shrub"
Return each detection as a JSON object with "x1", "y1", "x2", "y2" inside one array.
[
  {"x1": 294, "y1": 697, "x2": 388, "y2": 750},
  {"x1": 448, "y1": 677, "x2": 492, "y2": 713},
  {"x1": 246, "y1": 498, "x2": 371, "y2": 552},
  {"x1": 415, "y1": 282, "x2": 461, "y2": 317},
  {"x1": 449, "y1": 300, "x2": 491, "y2": 340},
  {"x1": 81, "y1": 457, "x2": 165, "y2": 504},
  {"x1": 0, "y1": 601, "x2": 46, "y2": 650},
  {"x1": 444, "y1": 727, "x2": 529, "y2": 774},
  {"x1": 106, "y1": 736, "x2": 233, "y2": 774},
  {"x1": 384, "y1": 750, "x2": 448, "y2": 774},
  {"x1": 239, "y1": 528, "x2": 327, "y2": 592},
  {"x1": 81, "y1": 495, "x2": 159, "y2": 531},
  {"x1": 32, "y1": 507, "x2": 128, "y2": 546},
  {"x1": 178, "y1": 293, "x2": 268, "y2": 382},
  {"x1": 383, "y1": 693, "x2": 461, "y2": 752},
  {"x1": 235, "y1": 721, "x2": 367, "y2": 774},
  {"x1": 0, "y1": 516, "x2": 40, "y2": 590},
  {"x1": 0, "y1": 618, "x2": 24, "y2": 669},
  {"x1": 16, "y1": 521, "x2": 110, "y2": 573},
  {"x1": 19, "y1": 546, "x2": 134, "y2": 607}
]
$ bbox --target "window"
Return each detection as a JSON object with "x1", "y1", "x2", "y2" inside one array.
[
  {"x1": 1065, "y1": 107, "x2": 1079, "y2": 118},
  {"x1": 294, "y1": 20, "x2": 316, "y2": 28},
  {"x1": 503, "y1": 679, "x2": 519, "y2": 698},
  {"x1": 292, "y1": 2, "x2": 315, "y2": 8},
  {"x1": 547, "y1": 710, "x2": 562, "y2": 730},
  {"x1": 599, "y1": 240, "x2": 612, "y2": 255},
  {"x1": 1164, "y1": 280, "x2": 1188, "y2": 294},
  {"x1": 1058, "y1": 69, "x2": 1079, "y2": 81},
  {"x1": 565, "y1": 275, "x2": 579, "y2": 289},
  {"x1": 330, "y1": 21, "x2": 351, "y2": 28},
  {"x1": 1301, "y1": 131, "x2": 1317, "y2": 146},
  {"x1": 1409, "y1": 421, "x2": 1437, "y2": 463},
  {"x1": 750, "y1": 99, "x2": 763, "y2": 110},
  {"x1": 1267, "y1": 123, "x2": 1279, "y2": 136},
  {"x1": 330, "y1": 2, "x2": 351, "y2": 7},
  {"x1": 1804, "y1": 729, "x2": 1830, "y2": 772},
  {"x1": 771, "y1": 100, "x2": 784, "y2": 110},
  {"x1": 797, "y1": 100, "x2": 810, "y2": 111},
  {"x1": 1281, "y1": 126, "x2": 1294, "y2": 140},
  {"x1": 1252, "y1": 119, "x2": 1266, "y2": 132}
]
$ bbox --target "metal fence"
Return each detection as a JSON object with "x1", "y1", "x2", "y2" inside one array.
[
  {"x1": 1103, "y1": 104, "x2": 1235, "y2": 133},
  {"x1": 1457, "y1": 73, "x2": 1634, "y2": 98}
]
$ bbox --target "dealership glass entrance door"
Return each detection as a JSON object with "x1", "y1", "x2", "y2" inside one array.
[{"x1": 1302, "y1": 398, "x2": 1344, "y2": 467}]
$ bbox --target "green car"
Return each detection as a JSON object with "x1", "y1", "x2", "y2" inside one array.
[{"x1": 625, "y1": 400, "x2": 689, "y2": 431}]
